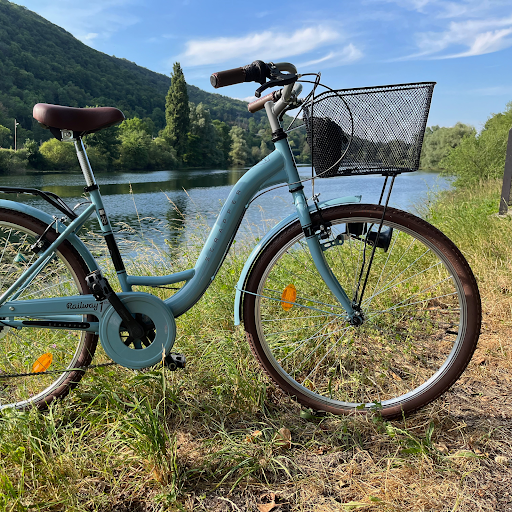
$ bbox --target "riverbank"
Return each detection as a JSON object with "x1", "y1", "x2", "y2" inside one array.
[{"x1": 1, "y1": 180, "x2": 511, "y2": 511}]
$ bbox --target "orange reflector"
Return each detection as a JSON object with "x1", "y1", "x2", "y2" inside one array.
[
  {"x1": 32, "y1": 353, "x2": 53, "y2": 373},
  {"x1": 281, "y1": 284, "x2": 297, "y2": 311}
]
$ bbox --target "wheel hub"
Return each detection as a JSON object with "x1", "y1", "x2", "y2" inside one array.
[{"x1": 348, "y1": 309, "x2": 365, "y2": 327}]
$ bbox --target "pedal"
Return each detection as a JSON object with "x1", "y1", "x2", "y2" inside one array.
[
  {"x1": 85, "y1": 269, "x2": 109, "y2": 301},
  {"x1": 164, "y1": 353, "x2": 186, "y2": 371},
  {"x1": 85, "y1": 269, "x2": 145, "y2": 339}
]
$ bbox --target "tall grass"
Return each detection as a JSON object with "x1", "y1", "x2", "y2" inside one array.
[
  {"x1": 421, "y1": 179, "x2": 512, "y2": 322},
  {"x1": 0, "y1": 182, "x2": 511, "y2": 511}
]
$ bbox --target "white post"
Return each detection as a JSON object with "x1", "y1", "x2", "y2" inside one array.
[{"x1": 14, "y1": 119, "x2": 19, "y2": 151}]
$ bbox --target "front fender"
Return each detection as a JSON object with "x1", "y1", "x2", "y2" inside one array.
[
  {"x1": 234, "y1": 195, "x2": 361, "y2": 326},
  {"x1": 0, "y1": 199, "x2": 99, "y2": 272}
]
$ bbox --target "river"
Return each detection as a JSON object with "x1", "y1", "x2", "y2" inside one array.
[{"x1": 0, "y1": 166, "x2": 451, "y2": 252}]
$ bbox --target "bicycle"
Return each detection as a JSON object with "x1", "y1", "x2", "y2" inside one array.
[{"x1": 0, "y1": 61, "x2": 481, "y2": 417}]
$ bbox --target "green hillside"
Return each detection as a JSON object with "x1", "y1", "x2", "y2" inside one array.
[{"x1": 0, "y1": 0, "x2": 265, "y2": 140}]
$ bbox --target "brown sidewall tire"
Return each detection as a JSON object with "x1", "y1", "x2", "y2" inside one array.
[
  {"x1": 243, "y1": 204, "x2": 481, "y2": 417},
  {"x1": 0, "y1": 208, "x2": 98, "y2": 409}
]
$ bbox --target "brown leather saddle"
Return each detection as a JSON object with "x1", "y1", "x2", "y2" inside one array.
[{"x1": 33, "y1": 103, "x2": 125, "y2": 140}]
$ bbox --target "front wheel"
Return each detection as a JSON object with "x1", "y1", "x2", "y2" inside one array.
[{"x1": 242, "y1": 204, "x2": 480, "y2": 417}]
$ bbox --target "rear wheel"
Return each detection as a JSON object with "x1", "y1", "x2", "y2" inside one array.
[
  {"x1": 0, "y1": 209, "x2": 97, "y2": 410},
  {"x1": 243, "y1": 204, "x2": 480, "y2": 417}
]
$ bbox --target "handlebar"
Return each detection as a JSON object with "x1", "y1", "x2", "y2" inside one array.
[
  {"x1": 210, "y1": 60, "x2": 269, "y2": 88},
  {"x1": 210, "y1": 61, "x2": 301, "y2": 116},
  {"x1": 247, "y1": 90, "x2": 282, "y2": 113},
  {"x1": 247, "y1": 82, "x2": 303, "y2": 114}
]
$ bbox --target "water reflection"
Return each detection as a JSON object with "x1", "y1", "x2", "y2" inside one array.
[
  {"x1": 13, "y1": 168, "x2": 245, "y2": 197},
  {"x1": 0, "y1": 167, "x2": 451, "y2": 252}
]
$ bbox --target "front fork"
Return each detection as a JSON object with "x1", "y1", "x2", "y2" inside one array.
[
  {"x1": 290, "y1": 187, "x2": 357, "y2": 322},
  {"x1": 267, "y1": 124, "x2": 358, "y2": 322}
]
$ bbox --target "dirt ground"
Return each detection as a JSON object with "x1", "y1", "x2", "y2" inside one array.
[{"x1": 103, "y1": 314, "x2": 512, "y2": 512}]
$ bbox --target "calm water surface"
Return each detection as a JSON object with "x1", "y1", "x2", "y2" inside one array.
[{"x1": 0, "y1": 167, "x2": 451, "y2": 252}]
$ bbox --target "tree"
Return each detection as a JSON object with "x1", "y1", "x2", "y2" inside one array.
[
  {"x1": 0, "y1": 124, "x2": 11, "y2": 148},
  {"x1": 23, "y1": 138, "x2": 45, "y2": 169},
  {"x1": 148, "y1": 137, "x2": 178, "y2": 169},
  {"x1": 151, "y1": 107, "x2": 166, "y2": 133},
  {"x1": 186, "y1": 103, "x2": 223, "y2": 167},
  {"x1": 118, "y1": 128, "x2": 151, "y2": 170},
  {"x1": 212, "y1": 120, "x2": 230, "y2": 165},
  {"x1": 441, "y1": 102, "x2": 512, "y2": 186},
  {"x1": 119, "y1": 117, "x2": 152, "y2": 136},
  {"x1": 229, "y1": 126, "x2": 248, "y2": 167},
  {"x1": 0, "y1": 148, "x2": 29, "y2": 173},
  {"x1": 39, "y1": 139, "x2": 78, "y2": 170},
  {"x1": 85, "y1": 125, "x2": 121, "y2": 169},
  {"x1": 420, "y1": 123, "x2": 475, "y2": 170},
  {"x1": 163, "y1": 62, "x2": 190, "y2": 162}
]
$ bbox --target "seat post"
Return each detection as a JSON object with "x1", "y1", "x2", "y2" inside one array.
[{"x1": 73, "y1": 137, "x2": 96, "y2": 188}]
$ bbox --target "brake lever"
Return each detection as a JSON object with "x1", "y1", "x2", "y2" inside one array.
[{"x1": 255, "y1": 75, "x2": 298, "y2": 98}]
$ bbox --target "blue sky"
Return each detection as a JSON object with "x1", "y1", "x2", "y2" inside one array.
[{"x1": 11, "y1": 0, "x2": 512, "y2": 129}]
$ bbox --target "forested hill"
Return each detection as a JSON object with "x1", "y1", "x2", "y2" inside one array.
[{"x1": 0, "y1": 0, "x2": 263, "y2": 140}]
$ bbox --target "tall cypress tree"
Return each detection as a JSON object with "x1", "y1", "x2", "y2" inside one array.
[{"x1": 164, "y1": 62, "x2": 190, "y2": 162}]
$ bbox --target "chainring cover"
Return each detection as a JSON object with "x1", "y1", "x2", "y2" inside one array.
[{"x1": 99, "y1": 293, "x2": 176, "y2": 369}]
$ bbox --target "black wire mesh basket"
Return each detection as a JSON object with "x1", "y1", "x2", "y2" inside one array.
[{"x1": 302, "y1": 82, "x2": 435, "y2": 177}]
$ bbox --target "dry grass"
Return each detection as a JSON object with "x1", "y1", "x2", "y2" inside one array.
[{"x1": 1, "y1": 180, "x2": 512, "y2": 511}]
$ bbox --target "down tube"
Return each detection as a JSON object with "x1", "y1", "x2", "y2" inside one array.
[{"x1": 166, "y1": 151, "x2": 287, "y2": 318}]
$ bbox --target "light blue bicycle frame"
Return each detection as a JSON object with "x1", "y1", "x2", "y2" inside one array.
[{"x1": 0, "y1": 106, "x2": 357, "y2": 335}]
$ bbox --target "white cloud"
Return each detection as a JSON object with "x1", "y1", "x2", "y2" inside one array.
[
  {"x1": 393, "y1": 15, "x2": 512, "y2": 60},
  {"x1": 436, "y1": 2, "x2": 471, "y2": 18},
  {"x1": 298, "y1": 44, "x2": 363, "y2": 68},
  {"x1": 375, "y1": 0, "x2": 432, "y2": 11},
  {"x1": 176, "y1": 26, "x2": 342, "y2": 67},
  {"x1": 417, "y1": 17, "x2": 512, "y2": 58},
  {"x1": 448, "y1": 27, "x2": 512, "y2": 57},
  {"x1": 471, "y1": 85, "x2": 512, "y2": 96},
  {"x1": 377, "y1": 0, "x2": 505, "y2": 17},
  {"x1": 83, "y1": 33, "x2": 99, "y2": 41}
]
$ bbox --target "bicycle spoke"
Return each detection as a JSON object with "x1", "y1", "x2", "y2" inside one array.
[
  {"x1": 0, "y1": 213, "x2": 97, "y2": 409},
  {"x1": 366, "y1": 290, "x2": 459, "y2": 318},
  {"x1": 262, "y1": 287, "x2": 347, "y2": 312},
  {"x1": 278, "y1": 318, "x2": 341, "y2": 364},
  {"x1": 299, "y1": 323, "x2": 353, "y2": 384},
  {"x1": 244, "y1": 205, "x2": 478, "y2": 415},
  {"x1": 362, "y1": 261, "x2": 446, "y2": 310},
  {"x1": 366, "y1": 248, "x2": 432, "y2": 303}
]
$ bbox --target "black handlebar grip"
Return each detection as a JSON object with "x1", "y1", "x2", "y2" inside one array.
[
  {"x1": 210, "y1": 67, "x2": 246, "y2": 88},
  {"x1": 243, "y1": 60, "x2": 269, "y2": 84},
  {"x1": 211, "y1": 60, "x2": 269, "y2": 88}
]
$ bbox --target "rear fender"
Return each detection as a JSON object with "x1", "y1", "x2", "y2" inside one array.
[
  {"x1": 0, "y1": 199, "x2": 99, "y2": 272},
  {"x1": 234, "y1": 195, "x2": 361, "y2": 325}
]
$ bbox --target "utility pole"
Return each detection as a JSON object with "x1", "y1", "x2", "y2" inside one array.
[{"x1": 14, "y1": 119, "x2": 19, "y2": 151}]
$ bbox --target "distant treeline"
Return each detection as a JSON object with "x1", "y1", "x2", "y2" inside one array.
[
  {"x1": 419, "y1": 102, "x2": 512, "y2": 187},
  {"x1": 0, "y1": 0, "x2": 310, "y2": 173},
  {"x1": 0, "y1": 62, "x2": 310, "y2": 173}
]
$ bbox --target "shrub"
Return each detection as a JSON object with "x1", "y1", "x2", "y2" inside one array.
[
  {"x1": 441, "y1": 102, "x2": 512, "y2": 187},
  {"x1": 39, "y1": 138, "x2": 78, "y2": 171},
  {"x1": 0, "y1": 148, "x2": 29, "y2": 174}
]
